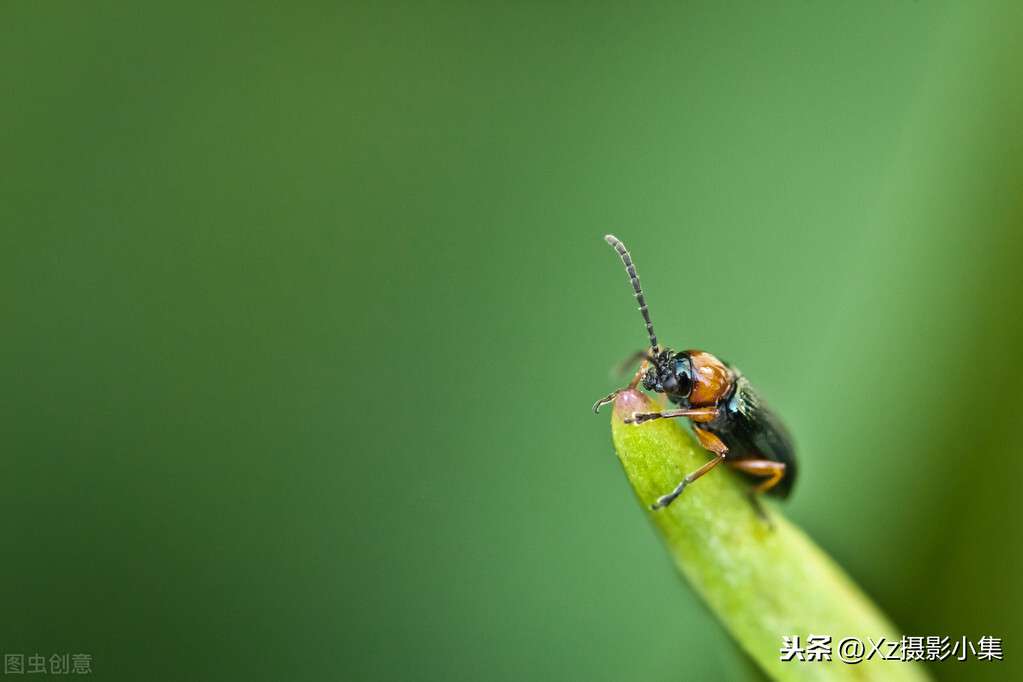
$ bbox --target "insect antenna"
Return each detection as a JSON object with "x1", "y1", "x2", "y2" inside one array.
[{"x1": 604, "y1": 234, "x2": 659, "y2": 353}]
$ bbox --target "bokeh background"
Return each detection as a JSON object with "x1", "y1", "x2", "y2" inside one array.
[{"x1": 3, "y1": 2, "x2": 1021, "y2": 680}]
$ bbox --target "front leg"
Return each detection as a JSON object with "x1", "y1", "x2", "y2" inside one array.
[
  {"x1": 626, "y1": 407, "x2": 717, "y2": 424},
  {"x1": 592, "y1": 354, "x2": 651, "y2": 413}
]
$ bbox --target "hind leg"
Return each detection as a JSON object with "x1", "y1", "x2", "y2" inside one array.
[
  {"x1": 727, "y1": 459, "x2": 786, "y2": 494},
  {"x1": 726, "y1": 459, "x2": 786, "y2": 523}
]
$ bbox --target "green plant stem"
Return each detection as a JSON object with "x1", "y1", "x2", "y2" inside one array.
[{"x1": 609, "y1": 389, "x2": 930, "y2": 682}]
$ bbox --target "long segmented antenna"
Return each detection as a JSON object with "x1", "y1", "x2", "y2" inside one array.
[{"x1": 604, "y1": 234, "x2": 659, "y2": 352}]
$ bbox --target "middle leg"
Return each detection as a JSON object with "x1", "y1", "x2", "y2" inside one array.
[{"x1": 651, "y1": 428, "x2": 729, "y2": 509}]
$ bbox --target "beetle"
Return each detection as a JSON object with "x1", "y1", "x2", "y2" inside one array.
[{"x1": 593, "y1": 234, "x2": 797, "y2": 511}]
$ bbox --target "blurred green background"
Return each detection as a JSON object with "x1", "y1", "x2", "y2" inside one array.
[{"x1": 3, "y1": 2, "x2": 1021, "y2": 680}]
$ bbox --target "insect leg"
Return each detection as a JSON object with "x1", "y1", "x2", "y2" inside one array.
[
  {"x1": 625, "y1": 407, "x2": 717, "y2": 424},
  {"x1": 615, "y1": 350, "x2": 651, "y2": 380},
  {"x1": 651, "y1": 428, "x2": 728, "y2": 509},
  {"x1": 726, "y1": 459, "x2": 786, "y2": 524},
  {"x1": 727, "y1": 459, "x2": 786, "y2": 494},
  {"x1": 592, "y1": 356, "x2": 650, "y2": 413}
]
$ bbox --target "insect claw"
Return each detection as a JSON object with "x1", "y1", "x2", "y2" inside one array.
[
  {"x1": 650, "y1": 493, "x2": 676, "y2": 510},
  {"x1": 592, "y1": 390, "x2": 619, "y2": 414}
]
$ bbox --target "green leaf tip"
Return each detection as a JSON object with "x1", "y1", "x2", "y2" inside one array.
[{"x1": 609, "y1": 389, "x2": 931, "y2": 682}]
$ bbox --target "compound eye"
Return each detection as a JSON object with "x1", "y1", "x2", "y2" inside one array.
[
  {"x1": 642, "y1": 367, "x2": 659, "y2": 391},
  {"x1": 673, "y1": 357, "x2": 693, "y2": 395}
]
